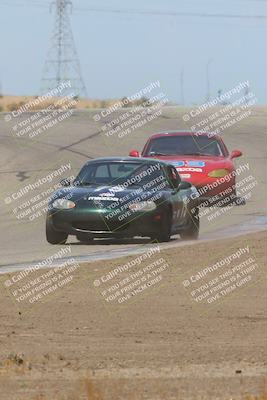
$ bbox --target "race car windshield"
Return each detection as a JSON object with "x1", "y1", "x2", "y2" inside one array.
[
  {"x1": 146, "y1": 135, "x2": 224, "y2": 157},
  {"x1": 74, "y1": 162, "x2": 167, "y2": 187}
]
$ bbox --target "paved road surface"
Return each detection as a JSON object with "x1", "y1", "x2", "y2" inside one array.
[{"x1": 0, "y1": 107, "x2": 266, "y2": 268}]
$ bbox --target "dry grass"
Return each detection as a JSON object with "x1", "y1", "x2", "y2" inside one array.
[
  {"x1": 0, "y1": 95, "x2": 153, "y2": 112},
  {"x1": 0, "y1": 353, "x2": 32, "y2": 375},
  {"x1": 83, "y1": 378, "x2": 103, "y2": 400},
  {"x1": 30, "y1": 377, "x2": 104, "y2": 400},
  {"x1": 245, "y1": 387, "x2": 267, "y2": 400},
  {"x1": 27, "y1": 375, "x2": 267, "y2": 400},
  {"x1": 0, "y1": 95, "x2": 113, "y2": 112},
  {"x1": 0, "y1": 365, "x2": 266, "y2": 400}
]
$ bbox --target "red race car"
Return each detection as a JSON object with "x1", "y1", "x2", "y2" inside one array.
[{"x1": 129, "y1": 131, "x2": 243, "y2": 205}]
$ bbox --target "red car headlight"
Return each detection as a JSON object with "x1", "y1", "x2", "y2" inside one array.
[{"x1": 208, "y1": 169, "x2": 230, "y2": 178}]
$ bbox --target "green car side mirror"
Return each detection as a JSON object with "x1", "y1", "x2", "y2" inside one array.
[{"x1": 60, "y1": 178, "x2": 71, "y2": 187}]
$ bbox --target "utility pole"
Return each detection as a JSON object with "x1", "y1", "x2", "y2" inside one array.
[
  {"x1": 180, "y1": 68, "x2": 185, "y2": 105},
  {"x1": 244, "y1": 85, "x2": 250, "y2": 105},
  {"x1": 206, "y1": 59, "x2": 213, "y2": 102},
  {"x1": 41, "y1": 0, "x2": 87, "y2": 98}
]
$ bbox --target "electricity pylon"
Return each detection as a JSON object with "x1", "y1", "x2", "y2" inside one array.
[{"x1": 41, "y1": 0, "x2": 87, "y2": 98}]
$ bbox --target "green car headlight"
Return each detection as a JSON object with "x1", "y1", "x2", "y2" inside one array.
[
  {"x1": 208, "y1": 169, "x2": 230, "y2": 178},
  {"x1": 129, "y1": 201, "x2": 156, "y2": 212},
  {"x1": 52, "y1": 199, "x2": 76, "y2": 209}
]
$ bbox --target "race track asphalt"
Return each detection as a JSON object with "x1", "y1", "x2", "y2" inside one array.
[{"x1": 0, "y1": 106, "x2": 266, "y2": 269}]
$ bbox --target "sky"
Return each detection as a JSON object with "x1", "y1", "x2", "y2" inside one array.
[{"x1": 0, "y1": 0, "x2": 267, "y2": 104}]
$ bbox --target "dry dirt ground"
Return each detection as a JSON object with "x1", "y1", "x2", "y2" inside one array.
[{"x1": 0, "y1": 230, "x2": 267, "y2": 400}]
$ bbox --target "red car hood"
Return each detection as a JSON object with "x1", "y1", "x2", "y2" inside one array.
[
  {"x1": 144, "y1": 155, "x2": 234, "y2": 185},
  {"x1": 145, "y1": 155, "x2": 231, "y2": 169}
]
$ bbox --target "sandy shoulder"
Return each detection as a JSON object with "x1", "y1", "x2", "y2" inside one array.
[{"x1": 0, "y1": 230, "x2": 267, "y2": 400}]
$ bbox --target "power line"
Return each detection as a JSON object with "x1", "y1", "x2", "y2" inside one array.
[
  {"x1": 73, "y1": 7, "x2": 267, "y2": 20},
  {"x1": 1, "y1": 1, "x2": 267, "y2": 20},
  {"x1": 0, "y1": 2, "x2": 47, "y2": 8},
  {"x1": 180, "y1": 68, "x2": 185, "y2": 106},
  {"x1": 0, "y1": 0, "x2": 48, "y2": 5}
]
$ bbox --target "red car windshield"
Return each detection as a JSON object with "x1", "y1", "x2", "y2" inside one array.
[{"x1": 144, "y1": 135, "x2": 225, "y2": 157}]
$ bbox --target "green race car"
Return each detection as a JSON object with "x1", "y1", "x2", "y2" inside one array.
[{"x1": 46, "y1": 157, "x2": 200, "y2": 244}]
